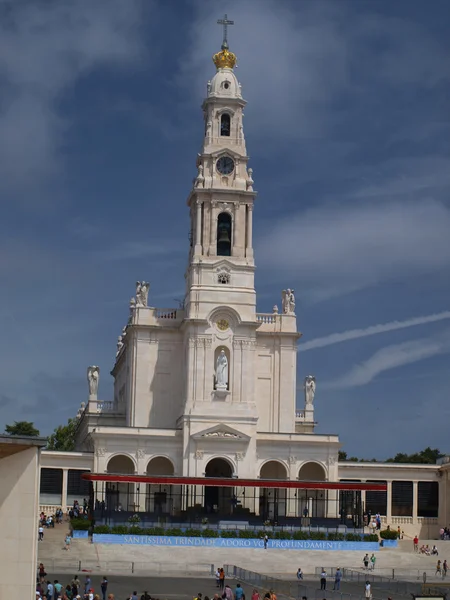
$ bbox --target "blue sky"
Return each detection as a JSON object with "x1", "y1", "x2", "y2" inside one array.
[{"x1": 1, "y1": 0, "x2": 449, "y2": 459}]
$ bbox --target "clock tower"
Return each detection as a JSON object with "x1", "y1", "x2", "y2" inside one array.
[{"x1": 185, "y1": 23, "x2": 257, "y2": 323}]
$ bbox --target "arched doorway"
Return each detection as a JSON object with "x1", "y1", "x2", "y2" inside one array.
[
  {"x1": 298, "y1": 462, "x2": 327, "y2": 519},
  {"x1": 259, "y1": 461, "x2": 288, "y2": 522},
  {"x1": 146, "y1": 457, "x2": 175, "y2": 515},
  {"x1": 106, "y1": 454, "x2": 135, "y2": 512},
  {"x1": 204, "y1": 458, "x2": 233, "y2": 516}
]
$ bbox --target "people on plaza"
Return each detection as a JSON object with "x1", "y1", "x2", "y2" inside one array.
[
  {"x1": 101, "y1": 577, "x2": 108, "y2": 600},
  {"x1": 333, "y1": 568, "x2": 342, "y2": 590},
  {"x1": 224, "y1": 584, "x2": 234, "y2": 600},
  {"x1": 436, "y1": 560, "x2": 442, "y2": 576},
  {"x1": 363, "y1": 554, "x2": 369, "y2": 570},
  {"x1": 413, "y1": 535, "x2": 419, "y2": 551},
  {"x1": 251, "y1": 589, "x2": 260, "y2": 600},
  {"x1": 235, "y1": 583, "x2": 245, "y2": 600},
  {"x1": 215, "y1": 569, "x2": 221, "y2": 587},
  {"x1": 432, "y1": 545, "x2": 439, "y2": 555},
  {"x1": 364, "y1": 582, "x2": 372, "y2": 600},
  {"x1": 219, "y1": 568, "x2": 225, "y2": 591},
  {"x1": 320, "y1": 569, "x2": 327, "y2": 590},
  {"x1": 370, "y1": 554, "x2": 376, "y2": 570},
  {"x1": 296, "y1": 568, "x2": 303, "y2": 580}
]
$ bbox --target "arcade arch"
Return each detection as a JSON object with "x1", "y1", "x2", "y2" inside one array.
[
  {"x1": 146, "y1": 456, "x2": 176, "y2": 514},
  {"x1": 298, "y1": 461, "x2": 327, "y2": 519},
  {"x1": 106, "y1": 454, "x2": 135, "y2": 512},
  {"x1": 259, "y1": 460, "x2": 288, "y2": 522}
]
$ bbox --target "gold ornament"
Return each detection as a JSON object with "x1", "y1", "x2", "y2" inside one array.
[
  {"x1": 213, "y1": 48, "x2": 237, "y2": 70},
  {"x1": 217, "y1": 319, "x2": 229, "y2": 331}
]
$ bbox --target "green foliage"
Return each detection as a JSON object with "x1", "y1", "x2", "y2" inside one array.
[
  {"x1": 5, "y1": 421, "x2": 40, "y2": 436},
  {"x1": 220, "y1": 530, "x2": 238, "y2": 538},
  {"x1": 385, "y1": 447, "x2": 443, "y2": 465},
  {"x1": 292, "y1": 531, "x2": 309, "y2": 540},
  {"x1": 46, "y1": 418, "x2": 77, "y2": 451},
  {"x1": 364, "y1": 534, "x2": 379, "y2": 542},
  {"x1": 202, "y1": 528, "x2": 219, "y2": 538},
  {"x1": 93, "y1": 525, "x2": 111, "y2": 534},
  {"x1": 165, "y1": 528, "x2": 183, "y2": 536},
  {"x1": 184, "y1": 528, "x2": 202, "y2": 537},
  {"x1": 328, "y1": 532, "x2": 345, "y2": 541},
  {"x1": 71, "y1": 518, "x2": 90, "y2": 531},
  {"x1": 111, "y1": 525, "x2": 129, "y2": 534},
  {"x1": 142, "y1": 527, "x2": 164, "y2": 535},
  {"x1": 238, "y1": 530, "x2": 255, "y2": 538},
  {"x1": 129, "y1": 525, "x2": 143, "y2": 534},
  {"x1": 345, "y1": 533, "x2": 362, "y2": 541},
  {"x1": 273, "y1": 531, "x2": 292, "y2": 540},
  {"x1": 380, "y1": 528, "x2": 398, "y2": 539}
]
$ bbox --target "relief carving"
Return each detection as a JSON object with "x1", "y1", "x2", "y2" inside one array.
[{"x1": 195, "y1": 450, "x2": 204, "y2": 460}]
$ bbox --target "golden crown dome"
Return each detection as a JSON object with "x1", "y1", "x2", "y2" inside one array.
[{"x1": 213, "y1": 45, "x2": 237, "y2": 70}]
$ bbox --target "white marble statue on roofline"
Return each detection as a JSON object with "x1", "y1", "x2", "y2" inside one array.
[
  {"x1": 281, "y1": 288, "x2": 296, "y2": 314},
  {"x1": 135, "y1": 281, "x2": 150, "y2": 307},
  {"x1": 87, "y1": 366, "x2": 100, "y2": 397},
  {"x1": 304, "y1": 375, "x2": 316, "y2": 406},
  {"x1": 215, "y1": 349, "x2": 228, "y2": 390}
]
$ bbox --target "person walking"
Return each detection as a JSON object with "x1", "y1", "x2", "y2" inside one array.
[
  {"x1": 363, "y1": 554, "x2": 369, "y2": 570},
  {"x1": 296, "y1": 568, "x2": 303, "y2": 580},
  {"x1": 215, "y1": 569, "x2": 221, "y2": 588},
  {"x1": 235, "y1": 583, "x2": 245, "y2": 600},
  {"x1": 219, "y1": 568, "x2": 225, "y2": 591},
  {"x1": 38, "y1": 525, "x2": 44, "y2": 541},
  {"x1": 436, "y1": 560, "x2": 442, "y2": 576},
  {"x1": 101, "y1": 577, "x2": 108, "y2": 600},
  {"x1": 443, "y1": 560, "x2": 448, "y2": 578},
  {"x1": 263, "y1": 534, "x2": 269, "y2": 549},
  {"x1": 413, "y1": 535, "x2": 419, "y2": 552},
  {"x1": 370, "y1": 554, "x2": 376, "y2": 570},
  {"x1": 334, "y1": 568, "x2": 342, "y2": 591},
  {"x1": 364, "y1": 581, "x2": 372, "y2": 600},
  {"x1": 320, "y1": 569, "x2": 327, "y2": 590}
]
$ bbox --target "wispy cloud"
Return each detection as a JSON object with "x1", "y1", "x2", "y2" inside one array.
[
  {"x1": 299, "y1": 311, "x2": 450, "y2": 352},
  {"x1": 325, "y1": 329, "x2": 450, "y2": 389},
  {"x1": 257, "y1": 197, "x2": 450, "y2": 300}
]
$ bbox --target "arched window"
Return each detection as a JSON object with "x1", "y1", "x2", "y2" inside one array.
[
  {"x1": 220, "y1": 113, "x2": 231, "y2": 137},
  {"x1": 217, "y1": 212, "x2": 232, "y2": 256}
]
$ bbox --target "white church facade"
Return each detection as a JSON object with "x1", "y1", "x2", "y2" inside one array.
[{"x1": 39, "y1": 28, "x2": 447, "y2": 538}]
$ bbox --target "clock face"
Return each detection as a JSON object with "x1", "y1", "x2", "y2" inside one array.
[{"x1": 216, "y1": 156, "x2": 235, "y2": 175}]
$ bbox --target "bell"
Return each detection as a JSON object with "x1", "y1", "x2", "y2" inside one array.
[{"x1": 217, "y1": 226, "x2": 230, "y2": 244}]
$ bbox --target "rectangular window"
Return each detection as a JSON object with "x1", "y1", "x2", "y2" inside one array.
[
  {"x1": 67, "y1": 470, "x2": 90, "y2": 507},
  {"x1": 365, "y1": 480, "x2": 387, "y2": 515},
  {"x1": 39, "y1": 468, "x2": 62, "y2": 506},
  {"x1": 418, "y1": 481, "x2": 439, "y2": 518},
  {"x1": 392, "y1": 481, "x2": 413, "y2": 516}
]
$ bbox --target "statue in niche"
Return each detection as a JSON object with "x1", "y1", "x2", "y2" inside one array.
[
  {"x1": 304, "y1": 375, "x2": 316, "y2": 406},
  {"x1": 282, "y1": 288, "x2": 296, "y2": 314},
  {"x1": 215, "y1": 349, "x2": 228, "y2": 390},
  {"x1": 195, "y1": 164, "x2": 205, "y2": 188},
  {"x1": 87, "y1": 366, "x2": 100, "y2": 397},
  {"x1": 135, "y1": 281, "x2": 150, "y2": 307}
]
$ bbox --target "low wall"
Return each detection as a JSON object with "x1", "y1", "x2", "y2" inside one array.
[
  {"x1": 93, "y1": 534, "x2": 380, "y2": 551},
  {"x1": 72, "y1": 530, "x2": 89, "y2": 539}
]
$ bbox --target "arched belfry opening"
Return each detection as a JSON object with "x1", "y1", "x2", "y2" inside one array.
[
  {"x1": 220, "y1": 113, "x2": 231, "y2": 136},
  {"x1": 217, "y1": 212, "x2": 232, "y2": 256}
]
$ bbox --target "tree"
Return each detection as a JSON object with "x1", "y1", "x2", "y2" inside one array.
[
  {"x1": 385, "y1": 447, "x2": 443, "y2": 465},
  {"x1": 5, "y1": 421, "x2": 40, "y2": 436},
  {"x1": 338, "y1": 450, "x2": 347, "y2": 461},
  {"x1": 46, "y1": 418, "x2": 77, "y2": 451}
]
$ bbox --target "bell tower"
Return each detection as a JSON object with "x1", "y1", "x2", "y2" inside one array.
[{"x1": 185, "y1": 16, "x2": 257, "y2": 323}]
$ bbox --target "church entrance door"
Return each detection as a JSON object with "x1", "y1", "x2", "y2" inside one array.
[{"x1": 204, "y1": 458, "x2": 233, "y2": 516}]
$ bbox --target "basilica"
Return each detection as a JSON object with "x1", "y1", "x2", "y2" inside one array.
[{"x1": 38, "y1": 25, "x2": 447, "y2": 538}]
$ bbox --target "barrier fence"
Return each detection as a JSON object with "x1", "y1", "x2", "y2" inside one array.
[{"x1": 38, "y1": 559, "x2": 215, "y2": 576}]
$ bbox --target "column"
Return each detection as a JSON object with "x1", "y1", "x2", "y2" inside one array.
[
  {"x1": 62, "y1": 468, "x2": 68, "y2": 510},
  {"x1": 195, "y1": 200, "x2": 202, "y2": 254},
  {"x1": 360, "y1": 481, "x2": 366, "y2": 525},
  {"x1": 413, "y1": 480, "x2": 418, "y2": 525},
  {"x1": 386, "y1": 480, "x2": 392, "y2": 522},
  {"x1": 209, "y1": 201, "x2": 217, "y2": 255},
  {"x1": 246, "y1": 204, "x2": 253, "y2": 258}
]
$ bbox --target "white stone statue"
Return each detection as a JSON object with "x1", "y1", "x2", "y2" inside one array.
[
  {"x1": 215, "y1": 349, "x2": 228, "y2": 390},
  {"x1": 87, "y1": 366, "x2": 100, "y2": 397},
  {"x1": 304, "y1": 375, "x2": 316, "y2": 406},
  {"x1": 121, "y1": 326, "x2": 127, "y2": 338},
  {"x1": 195, "y1": 164, "x2": 205, "y2": 188},
  {"x1": 282, "y1": 288, "x2": 296, "y2": 314},
  {"x1": 135, "y1": 281, "x2": 150, "y2": 307},
  {"x1": 116, "y1": 335, "x2": 124, "y2": 356}
]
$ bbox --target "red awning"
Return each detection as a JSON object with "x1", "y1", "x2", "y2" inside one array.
[{"x1": 82, "y1": 472, "x2": 387, "y2": 491}]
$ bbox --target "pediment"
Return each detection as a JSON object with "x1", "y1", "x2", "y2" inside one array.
[{"x1": 192, "y1": 424, "x2": 250, "y2": 442}]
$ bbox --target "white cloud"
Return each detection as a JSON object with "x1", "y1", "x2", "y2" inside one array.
[
  {"x1": 326, "y1": 330, "x2": 450, "y2": 389},
  {"x1": 256, "y1": 197, "x2": 450, "y2": 300},
  {"x1": 299, "y1": 310, "x2": 450, "y2": 352},
  {"x1": 0, "y1": 0, "x2": 148, "y2": 196}
]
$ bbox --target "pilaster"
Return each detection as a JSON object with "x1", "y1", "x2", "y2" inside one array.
[
  {"x1": 412, "y1": 480, "x2": 418, "y2": 524},
  {"x1": 61, "y1": 468, "x2": 68, "y2": 509},
  {"x1": 386, "y1": 480, "x2": 392, "y2": 520}
]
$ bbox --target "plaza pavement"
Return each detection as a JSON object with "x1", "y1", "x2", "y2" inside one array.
[{"x1": 38, "y1": 526, "x2": 450, "y2": 581}]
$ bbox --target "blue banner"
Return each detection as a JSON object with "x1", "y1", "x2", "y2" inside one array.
[
  {"x1": 93, "y1": 534, "x2": 380, "y2": 551},
  {"x1": 72, "y1": 530, "x2": 89, "y2": 539}
]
